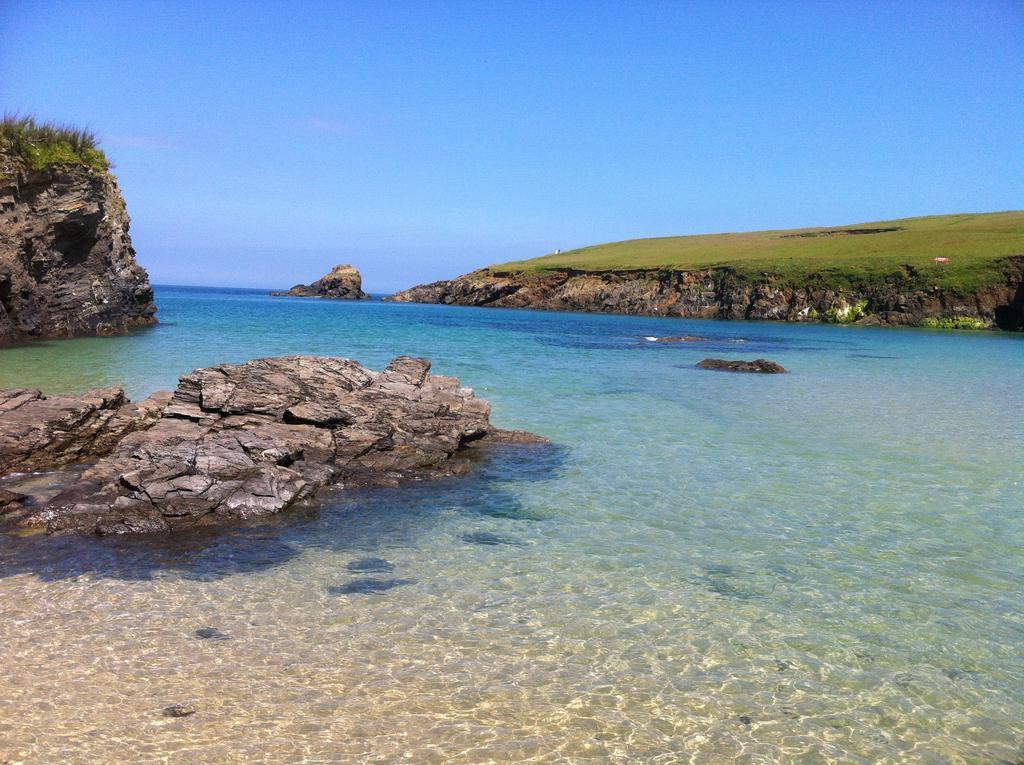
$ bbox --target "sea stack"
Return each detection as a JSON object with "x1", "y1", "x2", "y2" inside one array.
[
  {"x1": 0, "y1": 123, "x2": 157, "y2": 344},
  {"x1": 272, "y1": 263, "x2": 369, "y2": 299}
]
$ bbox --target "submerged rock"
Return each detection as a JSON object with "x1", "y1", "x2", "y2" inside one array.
[
  {"x1": 696, "y1": 358, "x2": 787, "y2": 374},
  {"x1": 346, "y1": 557, "x2": 395, "y2": 573},
  {"x1": 162, "y1": 704, "x2": 196, "y2": 718},
  {"x1": 0, "y1": 355, "x2": 544, "y2": 535},
  {"x1": 329, "y1": 578, "x2": 415, "y2": 595},
  {"x1": 271, "y1": 264, "x2": 368, "y2": 300},
  {"x1": 461, "y1": 531, "x2": 525, "y2": 547},
  {"x1": 194, "y1": 627, "x2": 231, "y2": 641}
]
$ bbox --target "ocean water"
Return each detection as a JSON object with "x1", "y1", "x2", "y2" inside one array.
[{"x1": 0, "y1": 285, "x2": 1022, "y2": 764}]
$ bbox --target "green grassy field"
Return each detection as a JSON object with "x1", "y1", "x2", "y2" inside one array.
[{"x1": 491, "y1": 211, "x2": 1024, "y2": 292}]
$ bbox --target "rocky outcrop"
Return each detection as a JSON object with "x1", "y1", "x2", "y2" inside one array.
[
  {"x1": 696, "y1": 358, "x2": 787, "y2": 374},
  {"x1": 388, "y1": 259, "x2": 1024, "y2": 330},
  {"x1": 271, "y1": 264, "x2": 368, "y2": 299},
  {"x1": 0, "y1": 355, "x2": 544, "y2": 535},
  {"x1": 0, "y1": 152, "x2": 157, "y2": 343},
  {"x1": 0, "y1": 386, "x2": 168, "y2": 475}
]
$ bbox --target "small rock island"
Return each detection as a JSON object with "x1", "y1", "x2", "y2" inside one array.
[
  {"x1": 271, "y1": 264, "x2": 369, "y2": 300},
  {"x1": 697, "y1": 358, "x2": 787, "y2": 374}
]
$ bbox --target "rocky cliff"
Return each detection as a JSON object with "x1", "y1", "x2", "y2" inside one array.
[
  {"x1": 271, "y1": 263, "x2": 369, "y2": 299},
  {"x1": 388, "y1": 259, "x2": 1024, "y2": 330},
  {"x1": 0, "y1": 152, "x2": 157, "y2": 343}
]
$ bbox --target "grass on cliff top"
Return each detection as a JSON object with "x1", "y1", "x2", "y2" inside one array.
[
  {"x1": 0, "y1": 115, "x2": 110, "y2": 173},
  {"x1": 490, "y1": 211, "x2": 1024, "y2": 292}
]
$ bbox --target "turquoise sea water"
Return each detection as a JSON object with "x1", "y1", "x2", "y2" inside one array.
[{"x1": 0, "y1": 285, "x2": 1022, "y2": 764}]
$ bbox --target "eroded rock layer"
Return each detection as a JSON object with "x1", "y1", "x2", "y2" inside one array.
[
  {"x1": 0, "y1": 387, "x2": 168, "y2": 475},
  {"x1": 1, "y1": 355, "x2": 542, "y2": 535},
  {"x1": 0, "y1": 154, "x2": 157, "y2": 343},
  {"x1": 388, "y1": 261, "x2": 1024, "y2": 330}
]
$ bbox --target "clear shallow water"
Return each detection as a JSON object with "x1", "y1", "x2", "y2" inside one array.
[{"x1": 0, "y1": 286, "x2": 1022, "y2": 764}]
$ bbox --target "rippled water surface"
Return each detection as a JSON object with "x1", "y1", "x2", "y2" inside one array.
[{"x1": 1, "y1": 286, "x2": 1022, "y2": 764}]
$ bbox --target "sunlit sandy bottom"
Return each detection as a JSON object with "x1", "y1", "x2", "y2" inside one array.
[{"x1": 1, "y1": 290, "x2": 1021, "y2": 763}]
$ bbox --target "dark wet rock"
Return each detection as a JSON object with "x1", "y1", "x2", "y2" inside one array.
[
  {"x1": 696, "y1": 358, "x2": 787, "y2": 374},
  {"x1": 702, "y1": 578, "x2": 759, "y2": 599},
  {"x1": 461, "y1": 531, "x2": 525, "y2": 547},
  {"x1": 329, "y1": 578, "x2": 415, "y2": 595},
  {"x1": 194, "y1": 627, "x2": 230, "y2": 641},
  {"x1": 271, "y1": 264, "x2": 368, "y2": 300},
  {"x1": 463, "y1": 428, "x2": 549, "y2": 446},
  {"x1": 2, "y1": 355, "x2": 543, "y2": 535},
  {"x1": 346, "y1": 557, "x2": 395, "y2": 573},
  {"x1": 697, "y1": 565, "x2": 761, "y2": 600},
  {"x1": 702, "y1": 563, "x2": 735, "y2": 576},
  {"x1": 0, "y1": 151, "x2": 157, "y2": 344},
  {"x1": 162, "y1": 704, "x2": 196, "y2": 718},
  {"x1": 0, "y1": 387, "x2": 169, "y2": 475},
  {"x1": 942, "y1": 667, "x2": 978, "y2": 681},
  {"x1": 472, "y1": 499, "x2": 543, "y2": 521},
  {"x1": 0, "y1": 488, "x2": 25, "y2": 513}
]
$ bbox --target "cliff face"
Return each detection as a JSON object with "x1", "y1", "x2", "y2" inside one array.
[
  {"x1": 388, "y1": 260, "x2": 1024, "y2": 330},
  {"x1": 0, "y1": 154, "x2": 156, "y2": 343},
  {"x1": 272, "y1": 263, "x2": 369, "y2": 299}
]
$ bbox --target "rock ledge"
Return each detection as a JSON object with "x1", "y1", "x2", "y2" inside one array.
[{"x1": 0, "y1": 355, "x2": 544, "y2": 535}]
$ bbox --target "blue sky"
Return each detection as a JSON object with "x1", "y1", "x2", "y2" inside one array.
[{"x1": 1, "y1": 0, "x2": 1021, "y2": 291}]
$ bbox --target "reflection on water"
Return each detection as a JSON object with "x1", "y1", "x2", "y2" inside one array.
[{"x1": 0, "y1": 287, "x2": 1022, "y2": 763}]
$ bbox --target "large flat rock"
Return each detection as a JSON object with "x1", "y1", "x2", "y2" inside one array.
[
  {"x1": 1, "y1": 355, "x2": 543, "y2": 535},
  {"x1": 0, "y1": 386, "x2": 167, "y2": 475}
]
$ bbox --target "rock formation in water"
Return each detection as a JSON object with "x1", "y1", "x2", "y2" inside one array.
[
  {"x1": 0, "y1": 387, "x2": 168, "y2": 476},
  {"x1": 696, "y1": 358, "x2": 787, "y2": 374},
  {"x1": 271, "y1": 264, "x2": 369, "y2": 299},
  {"x1": 387, "y1": 260, "x2": 1024, "y2": 330},
  {"x1": 0, "y1": 150, "x2": 157, "y2": 343},
  {"x1": 0, "y1": 355, "x2": 544, "y2": 535}
]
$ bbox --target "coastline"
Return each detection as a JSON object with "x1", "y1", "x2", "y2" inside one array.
[{"x1": 387, "y1": 257, "x2": 1024, "y2": 331}]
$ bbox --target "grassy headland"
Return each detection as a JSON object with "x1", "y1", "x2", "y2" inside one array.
[
  {"x1": 492, "y1": 212, "x2": 1024, "y2": 293},
  {"x1": 0, "y1": 115, "x2": 109, "y2": 173}
]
